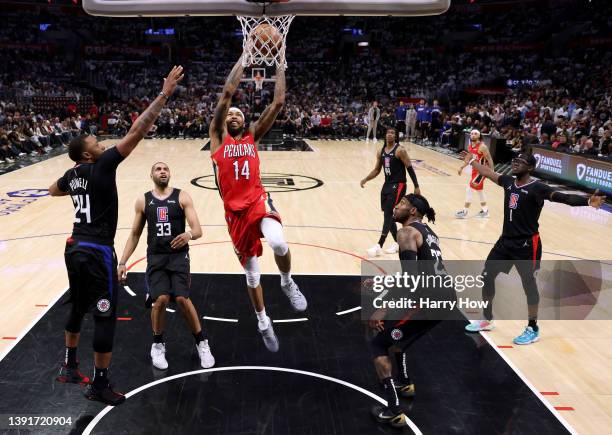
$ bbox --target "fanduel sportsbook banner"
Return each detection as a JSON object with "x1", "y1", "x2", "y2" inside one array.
[{"x1": 532, "y1": 147, "x2": 612, "y2": 194}]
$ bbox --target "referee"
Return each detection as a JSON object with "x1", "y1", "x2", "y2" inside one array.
[{"x1": 49, "y1": 66, "x2": 184, "y2": 405}]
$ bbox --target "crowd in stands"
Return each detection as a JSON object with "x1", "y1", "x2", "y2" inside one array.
[{"x1": 0, "y1": 0, "x2": 609, "y2": 164}]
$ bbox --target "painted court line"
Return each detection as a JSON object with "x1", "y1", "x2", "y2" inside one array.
[
  {"x1": 0, "y1": 286, "x2": 67, "y2": 363},
  {"x1": 272, "y1": 318, "x2": 308, "y2": 323},
  {"x1": 123, "y1": 285, "x2": 136, "y2": 297},
  {"x1": 202, "y1": 316, "x2": 238, "y2": 323},
  {"x1": 336, "y1": 306, "x2": 362, "y2": 316},
  {"x1": 82, "y1": 366, "x2": 423, "y2": 435},
  {"x1": 479, "y1": 332, "x2": 578, "y2": 434}
]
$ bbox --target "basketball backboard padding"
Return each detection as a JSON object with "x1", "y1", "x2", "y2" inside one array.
[{"x1": 82, "y1": 0, "x2": 450, "y2": 17}]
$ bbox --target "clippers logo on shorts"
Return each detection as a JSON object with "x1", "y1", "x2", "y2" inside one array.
[
  {"x1": 391, "y1": 328, "x2": 403, "y2": 341},
  {"x1": 97, "y1": 299, "x2": 111, "y2": 313},
  {"x1": 157, "y1": 207, "x2": 168, "y2": 222},
  {"x1": 509, "y1": 193, "x2": 519, "y2": 209}
]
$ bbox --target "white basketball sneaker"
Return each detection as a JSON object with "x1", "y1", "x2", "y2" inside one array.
[
  {"x1": 281, "y1": 280, "x2": 308, "y2": 312},
  {"x1": 196, "y1": 339, "x2": 215, "y2": 368},
  {"x1": 258, "y1": 317, "x2": 279, "y2": 352},
  {"x1": 475, "y1": 210, "x2": 489, "y2": 219},
  {"x1": 455, "y1": 209, "x2": 468, "y2": 219},
  {"x1": 150, "y1": 343, "x2": 168, "y2": 370},
  {"x1": 367, "y1": 244, "x2": 383, "y2": 258},
  {"x1": 385, "y1": 242, "x2": 399, "y2": 254}
]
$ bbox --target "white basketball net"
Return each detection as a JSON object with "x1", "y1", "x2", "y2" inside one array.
[{"x1": 237, "y1": 15, "x2": 294, "y2": 69}]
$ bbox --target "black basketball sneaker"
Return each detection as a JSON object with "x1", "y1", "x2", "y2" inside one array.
[
  {"x1": 83, "y1": 383, "x2": 126, "y2": 406},
  {"x1": 56, "y1": 363, "x2": 90, "y2": 385},
  {"x1": 371, "y1": 405, "x2": 409, "y2": 428}
]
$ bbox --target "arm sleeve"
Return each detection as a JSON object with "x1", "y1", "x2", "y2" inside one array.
[
  {"x1": 406, "y1": 166, "x2": 419, "y2": 188},
  {"x1": 497, "y1": 175, "x2": 514, "y2": 188},
  {"x1": 548, "y1": 190, "x2": 590, "y2": 207},
  {"x1": 97, "y1": 146, "x2": 125, "y2": 172}
]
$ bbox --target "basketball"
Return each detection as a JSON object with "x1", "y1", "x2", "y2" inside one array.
[{"x1": 250, "y1": 23, "x2": 282, "y2": 55}]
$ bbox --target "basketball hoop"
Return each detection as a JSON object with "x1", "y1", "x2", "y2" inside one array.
[
  {"x1": 237, "y1": 14, "x2": 294, "y2": 69},
  {"x1": 253, "y1": 73, "x2": 265, "y2": 91}
]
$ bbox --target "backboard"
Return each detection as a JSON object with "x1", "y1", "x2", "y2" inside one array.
[{"x1": 82, "y1": 0, "x2": 450, "y2": 17}]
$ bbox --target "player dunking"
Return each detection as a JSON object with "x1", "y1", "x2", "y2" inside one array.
[
  {"x1": 369, "y1": 193, "x2": 456, "y2": 428},
  {"x1": 117, "y1": 162, "x2": 215, "y2": 370},
  {"x1": 465, "y1": 153, "x2": 606, "y2": 344},
  {"x1": 209, "y1": 53, "x2": 307, "y2": 352},
  {"x1": 455, "y1": 129, "x2": 494, "y2": 219},
  {"x1": 361, "y1": 127, "x2": 420, "y2": 257},
  {"x1": 48, "y1": 66, "x2": 184, "y2": 405}
]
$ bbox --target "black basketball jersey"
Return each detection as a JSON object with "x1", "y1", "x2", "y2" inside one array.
[
  {"x1": 56, "y1": 147, "x2": 124, "y2": 245},
  {"x1": 144, "y1": 188, "x2": 187, "y2": 255},
  {"x1": 497, "y1": 175, "x2": 555, "y2": 238},
  {"x1": 381, "y1": 144, "x2": 406, "y2": 184},
  {"x1": 409, "y1": 221, "x2": 447, "y2": 276}
]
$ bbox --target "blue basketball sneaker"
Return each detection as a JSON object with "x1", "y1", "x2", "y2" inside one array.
[
  {"x1": 465, "y1": 319, "x2": 494, "y2": 332},
  {"x1": 513, "y1": 326, "x2": 540, "y2": 345}
]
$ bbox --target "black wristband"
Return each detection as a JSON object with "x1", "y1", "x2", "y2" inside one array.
[{"x1": 550, "y1": 192, "x2": 589, "y2": 207}]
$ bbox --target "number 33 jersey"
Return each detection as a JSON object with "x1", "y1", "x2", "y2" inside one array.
[
  {"x1": 144, "y1": 188, "x2": 187, "y2": 255},
  {"x1": 56, "y1": 147, "x2": 124, "y2": 245},
  {"x1": 212, "y1": 132, "x2": 265, "y2": 213}
]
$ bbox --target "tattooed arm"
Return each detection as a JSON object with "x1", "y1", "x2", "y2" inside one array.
[
  {"x1": 210, "y1": 56, "x2": 245, "y2": 154},
  {"x1": 116, "y1": 66, "x2": 184, "y2": 158}
]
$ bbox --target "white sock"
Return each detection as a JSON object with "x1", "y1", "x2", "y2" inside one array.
[
  {"x1": 482, "y1": 206, "x2": 488, "y2": 213},
  {"x1": 256, "y1": 309, "x2": 269, "y2": 330},
  {"x1": 280, "y1": 271, "x2": 292, "y2": 287}
]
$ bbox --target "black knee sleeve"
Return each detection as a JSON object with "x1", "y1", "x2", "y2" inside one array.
[
  {"x1": 371, "y1": 330, "x2": 392, "y2": 358},
  {"x1": 382, "y1": 207, "x2": 394, "y2": 238},
  {"x1": 92, "y1": 315, "x2": 116, "y2": 353},
  {"x1": 481, "y1": 270, "x2": 497, "y2": 299},
  {"x1": 521, "y1": 275, "x2": 540, "y2": 306},
  {"x1": 65, "y1": 308, "x2": 85, "y2": 333}
]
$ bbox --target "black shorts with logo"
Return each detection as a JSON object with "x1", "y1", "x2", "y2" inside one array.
[
  {"x1": 485, "y1": 234, "x2": 543, "y2": 275},
  {"x1": 64, "y1": 238, "x2": 118, "y2": 317},
  {"x1": 380, "y1": 182, "x2": 407, "y2": 212},
  {"x1": 145, "y1": 252, "x2": 191, "y2": 301}
]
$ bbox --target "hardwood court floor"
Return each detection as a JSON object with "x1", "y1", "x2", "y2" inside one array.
[{"x1": 0, "y1": 138, "x2": 610, "y2": 433}]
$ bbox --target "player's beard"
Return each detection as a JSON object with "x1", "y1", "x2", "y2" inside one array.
[
  {"x1": 154, "y1": 178, "x2": 169, "y2": 188},
  {"x1": 227, "y1": 123, "x2": 244, "y2": 137}
]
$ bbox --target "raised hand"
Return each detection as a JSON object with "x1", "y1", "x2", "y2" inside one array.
[
  {"x1": 588, "y1": 189, "x2": 607, "y2": 209},
  {"x1": 162, "y1": 65, "x2": 185, "y2": 97}
]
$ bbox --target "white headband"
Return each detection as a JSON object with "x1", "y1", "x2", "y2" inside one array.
[
  {"x1": 471, "y1": 129, "x2": 481, "y2": 137},
  {"x1": 228, "y1": 107, "x2": 244, "y2": 119}
]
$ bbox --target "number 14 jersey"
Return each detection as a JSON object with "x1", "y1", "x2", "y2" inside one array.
[{"x1": 212, "y1": 132, "x2": 265, "y2": 213}]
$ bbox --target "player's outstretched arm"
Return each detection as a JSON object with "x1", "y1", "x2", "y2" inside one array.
[
  {"x1": 116, "y1": 66, "x2": 184, "y2": 158},
  {"x1": 170, "y1": 191, "x2": 202, "y2": 250},
  {"x1": 549, "y1": 189, "x2": 607, "y2": 208},
  {"x1": 360, "y1": 151, "x2": 383, "y2": 188},
  {"x1": 471, "y1": 160, "x2": 500, "y2": 184},
  {"x1": 252, "y1": 63, "x2": 286, "y2": 143},
  {"x1": 117, "y1": 195, "x2": 147, "y2": 283},
  {"x1": 397, "y1": 146, "x2": 420, "y2": 194},
  {"x1": 210, "y1": 56, "x2": 245, "y2": 150}
]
